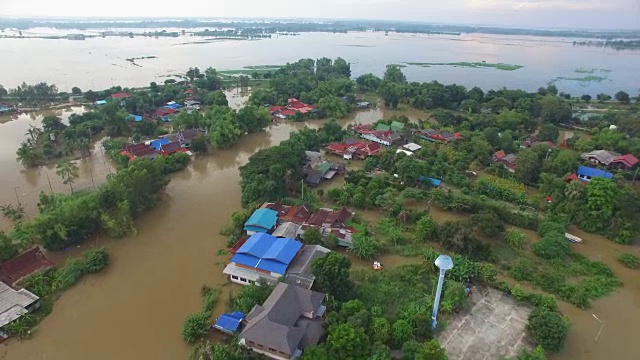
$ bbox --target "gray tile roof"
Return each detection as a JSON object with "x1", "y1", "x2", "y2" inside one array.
[
  {"x1": 0, "y1": 282, "x2": 39, "y2": 328},
  {"x1": 240, "y1": 283, "x2": 325, "y2": 355},
  {"x1": 285, "y1": 245, "x2": 330, "y2": 289}
]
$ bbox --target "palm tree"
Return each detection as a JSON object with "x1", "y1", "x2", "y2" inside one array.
[
  {"x1": 25, "y1": 125, "x2": 42, "y2": 143},
  {"x1": 16, "y1": 142, "x2": 37, "y2": 167},
  {"x1": 565, "y1": 181, "x2": 585, "y2": 201},
  {"x1": 56, "y1": 159, "x2": 79, "y2": 193}
]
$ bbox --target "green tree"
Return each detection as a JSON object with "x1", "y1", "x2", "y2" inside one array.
[
  {"x1": 236, "y1": 105, "x2": 271, "y2": 133},
  {"x1": 510, "y1": 346, "x2": 546, "y2": 360},
  {"x1": 204, "y1": 90, "x2": 228, "y2": 107},
  {"x1": 615, "y1": 91, "x2": 630, "y2": 104},
  {"x1": 392, "y1": 319, "x2": 414, "y2": 347},
  {"x1": 533, "y1": 232, "x2": 569, "y2": 260},
  {"x1": 516, "y1": 149, "x2": 542, "y2": 185},
  {"x1": 0, "y1": 84, "x2": 7, "y2": 98},
  {"x1": 539, "y1": 96, "x2": 572, "y2": 124},
  {"x1": 300, "y1": 345, "x2": 332, "y2": 360},
  {"x1": 0, "y1": 231, "x2": 19, "y2": 262},
  {"x1": 311, "y1": 252, "x2": 354, "y2": 301},
  {"x1": 327, "y1": 323, "x2": 369, "y2": 360},
  {"x1": 71, "y1": 87, "x2": 82, "y2": 95},
  {"x1": 16, "y1": 142, "x2": 37, "y2": 167},
  {"x1": 547, "y1": 150, "x2": 578, "y2": 177},
  {"x1": 415, "y1": 339, "x2": 448, "y2": 360},
  {"x1": 186, "y1": 67, "x2": 202, "y2": 82},
  {"x1": 351, "y1": 232, "x2": 380, "y2": 259},
  {"x1": 182, "y1": 312, "x2": 210, "y2": 344},
  {"x1": 538, "y1": 123, "x2": 559, "y2": 142},
  {"x1": 527, "y1": 307, "x2": 570, "y2": 353},
  {"x1": 383, "y1": 65, "x2": 407, "y2": 83},
  {"x1": 416, "y1": 214, "x2": 439, "y2": 241},
  {"x1": 460, "y1": 99, "x2": 480, "y2": 113},
  {"x1": 42, "y1": 115, "x2": 67, "y2": 133},
  {"x1": 190, "y1": 134, "x2": 207, "y2": 154},
  {"x1": 471, "y1": 210, "x2": 505, "y2": 237},
  {"x1": 583, "y1": 177, "x2": 617, "y2": 232},
  {"x1": 304, "y1": 227, "x2": 322, "y2": 245},
  {"x1": 580, "y1": 94, "x2": 591, "y2": 103},
  {"x1": 55, "y1": 159, "x2": 79, "y2": 193},
  {"x1": 319, "y1": 95, "x2": 350, "y2": 118},
  {"x1": 370, "y1": 317, "x2": 391, "y2": 344},
  {"x1": 209, "y1": 114, "x2": 241, "y2": 149}
]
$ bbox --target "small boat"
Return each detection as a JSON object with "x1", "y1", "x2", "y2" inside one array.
[
  {"x1": 373, "y1": 261, "x2": 384, "y2": 271},
  {"x1": 565, "y1": 233, "x2": 583, "y2": 243}
]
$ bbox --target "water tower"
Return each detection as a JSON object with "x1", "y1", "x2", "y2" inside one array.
[{"x1": 431, "y1": 254, "x2": 454, "y2": 330}]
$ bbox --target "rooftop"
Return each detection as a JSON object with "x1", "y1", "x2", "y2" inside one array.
[
  {"x1": 240, "y1": 283, "x2": 325, "y2": 355},
  {"x1": 232, "y1": 233, "x2": 303, "y2": 274},
  {"x1": 272, "y1": 222, "x2": 302, "y2": 239},
  {"x1": 0, "y1": 247, "x2": 56, "y2": 286},
  {"x1": 0, "y1": 282, "x2": 39, "y2": 328},
  {"x1": 285, "y1": 245, "x2": 330, "y2": 289},
  {"x1": 244, "y1": 208, "x2": 279, "y2": 232},
  {"x1": 577, "y1": 165, "x2": 613, "y2": 180}
]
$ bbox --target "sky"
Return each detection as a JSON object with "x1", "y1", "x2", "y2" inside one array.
[{"x1": 1, "y1": 0, "x2": 639, "y2": 30}]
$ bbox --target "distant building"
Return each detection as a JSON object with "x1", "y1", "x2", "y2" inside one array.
[
  {"x1": 493, "y1": 150, "x2": 517, "y2": 171},
  {"x1": 415, "y1": 129, "x2": 463, "y2": 144},
  {"x1": 326, "y1": 141, "x2": 382, "y2": 160},
  {"x1": 270, "y1": 98, "x2": 317, "y2": 119},
  {"x1": 272, "y1": 222, "x2": 302, "y2": 239},
  {"x1": 581, "y1": 150, "x2": 639, "y2": 169},
  {"x1": 239, "y1": 282, "x2": 326, "y2": 360},
  {"x1": 356, "y1": 101, "x2": 371, "y2": 109},
  {"x1": 111, "y1": 92, "x2": 130, "y2": 99},
  {"x1": 576, "y1": 165, "x2": 613, "y2": 182},
  {"x1": 352, "y1": 125, "x2": 401, "y2": 146}
]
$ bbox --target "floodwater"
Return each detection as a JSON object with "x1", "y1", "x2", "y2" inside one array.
[
  {"x1": 2, "y1": 31, "x2": 640, "y2": 95},
  {"x1": 0, "y1": 99, "x2": 639, "y2": 359}
]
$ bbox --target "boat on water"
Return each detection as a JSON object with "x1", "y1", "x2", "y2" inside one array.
[
  {"x1": 373, "y1": 261, "x2": 384, "y2": 271},
  {"x1": 565, "y1": 233, "x2": 583, "y2": 243}
]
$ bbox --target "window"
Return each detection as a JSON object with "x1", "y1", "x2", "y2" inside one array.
[
  {"x1": 240, "y1": 277, "x2": 247, "y2": 283},
  {"x1": 231, "y1": 275, "x2": 239, "y2": 280},
  {"x1": 268, "y1": 348, "x2": 277, "y2": 352}
]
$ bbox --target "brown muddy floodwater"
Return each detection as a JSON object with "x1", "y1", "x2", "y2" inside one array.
[{"x1": 0, "y1": 103, "x2": 639, "y2": 359}]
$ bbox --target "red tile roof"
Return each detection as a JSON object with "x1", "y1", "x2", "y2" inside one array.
[
  {"x1": 160, "y1": 141, "x2": 183, "y2": 154},
  {"x1": 306, "y1": 209, "x2": 330, "y2": 226},
  {"x1": 280, "y1": 205, "x2": 312, "y2": 224},
  {"x1": 111, "y1": 92, "x2": 130, "y2": 99},
  {"x1": 184, "y1": 89, "x2": 195, "y2": 94},
  {"x1": 494, "y1": 150, "x2": 506, "y2": 159},
  {"x1": 327, "y1": 143, "x2": 349, "y2": 153},
  {"x1": 0, "y1": 247, "x2": 56, "y2": 286},
  {"x1": 325, "y1": 207, "x2": 351, "y2": 227},
  {"x1": 613, "y1": 154, "x2": 639, "y2": 168}
]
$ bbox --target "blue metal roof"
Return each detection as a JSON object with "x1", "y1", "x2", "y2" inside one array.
[
  {"x1": 244, "y1": 209, "x2": 278, "y2": 232},
  {"x1": 164, "y1": 103, "x2": 182, "y2": 109},
  {"x1": 577, "y1": 166, "x2": 613, "y2": 180},
  {"x1": 150, "y1": 138, "x2": 170, "y2": 150},
  {"x1": 95, "y1": 100, "x2": 107, "y2": 105},
  {"x1": 213, "y1": 312, "x2": 245, "y2": 334},
  {"x1": 232, "y1": 233, "x2": 302, "y2": 274},
  {"x1": 128, "y1": 114, "x2": 143, "y2": 122},
  {"x1": 418, "y1": 175, "x2": 442, "y2": 187}
]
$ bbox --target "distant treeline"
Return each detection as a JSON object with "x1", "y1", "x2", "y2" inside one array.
[
  {"x1": 573, "y1": 39, "x2": 640, "y2": 50},
  {"x1": 2, "y1": 18, "x2": 640, "y2": 39}
]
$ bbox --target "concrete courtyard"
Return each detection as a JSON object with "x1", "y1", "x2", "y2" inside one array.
[{"x1": 439, "y1": 286, "x2": 533, "y2": 360}]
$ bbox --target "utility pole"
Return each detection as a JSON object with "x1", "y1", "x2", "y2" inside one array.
[
  {"x1": 432, "y1": 255, "x2": 454, "y2": 330},
  {"x1": 592, "y1": 314, "x2": 605, "y2": 343},
  {"x1": 89, "y1": 166, "x2": 96, "y2": 190},
  {"x1": 301, "y1": 179, "x2": 304, "y2": 201},
  {"x1": 13, "y1": 187, "x2": 21, "y2": 206}
]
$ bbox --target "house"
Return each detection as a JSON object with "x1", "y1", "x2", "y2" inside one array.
[
  {"x1": 352, "y1": 125, "x2": 402, "y2": 146},
  {"x1": 305, "y1": 209, "x2": 330, "y2": 227},
  {"x1": 0, "y1": 247, "x2": 56, "y2": 287},
  {"x1": 184, "y1": 100, "x2": 201, "y2": 111},
  {"x1": 94, "y1": 100, "x2": 107, "y2": 106},
  {"x1": 326, "y1": 141, "x2": 382, "y2": 160},
  {"x1": 611, "y1": 154, "x2": 639, "y2": 169},
  {"x1": 581, "y1": 150, "x2": 621, "y2": 166},
  {"x1": 327, "y1": 227, "x2": 357, "y2": 248},
  {"x1": 270, "y1": 99, "x2": 317, "y2": 119},
  {"x1": 223, "y1": 233, "x2": 303, "y2": 285},
  {"x1": 261, "y1": 201, "x2": 292, "y2": 219},
  {"x1": 303, "y1": 161, "x2": 343, "y2": 187},
  {"x1": 165, "y1": 101, "x2": 182, "y2": 110},
  {"x1": 159, "y1": 141, "x2": 185, "y2": 155},
  {"x1": 244, "y1": 209, "x2": 279, "y2": 235},
  {"x1": 213, "y1": 311, "x2": 245, "y2": 335},
  {"x1": 356, "y1": 101, "x2": 371, "y2": 109},
  {"x1": 120, "y1": 143, "x2": 158, "y2": 160},
  {"x1": 272, "y1": 222, "x2": 302, "y2": 239},
  {"x1": 284, "y1": 245, "x2": 330, "y2": 289},
  {"x1": 576, "y1": 165, "x2": 613, "y2": 182},
  {"x1": 111, "y1": 92, "x2": 130, "y2": 99},
  {"x1": 304, "y1": 151, "x2": 322, "y2": 168},
  {"x1": 493, "y1": 150, "x2": 517, "y2": 171},
  {"x1": 396, "y1": 149, "x2": 414, "y2": 156},
  {"x1": 403, "y1": 143, "x2": 422, "y2": 152},
  {"x1": 323, "y1": 207, "x2": 351, "y2": 229},
  {"x1": 150, "y1": 138, "x2": 170, "y2": 151},
  {"x1": 415, "y1": 129, "x2": 463, "y2": 144},
  {"x1": 239, "y1": 282, "x2": 326, "y2": 360},
  {"x1": 581, "y1": 150, "x2": 639, "y2": 169},
  {"x1": 280, "y1": 205, "x2": 312, "y2": 225},
  {"x1": 0, "y1": 282, "x2": 40, "y2": 330}
]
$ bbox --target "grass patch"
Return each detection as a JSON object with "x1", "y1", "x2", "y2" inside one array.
[
  {"x1": 548, "y1": 75, "x2": 608, "y2": 85},
  {"x1": 386, "y1": 63, "x2": 407, "y2": 68},
  {"x1": 618, "y1": 252, "x2": 640, "y2": 269},
  {"x1": 405, "y1": 62, "x2": 524, "y2": 71}
]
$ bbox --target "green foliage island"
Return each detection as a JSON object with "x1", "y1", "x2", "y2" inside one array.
[{"x1": 405, "y1": 62, "x2": 524, "y2": 71}]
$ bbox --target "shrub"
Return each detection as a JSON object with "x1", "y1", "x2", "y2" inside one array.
[
  {"x1": 471, "y1": 210, "x2": 505, "y2": 237},
  {"x1": 505, "y1": 228, "x2": 526, "y2": 249},
  {"x1": 182, "y1": 312, "x2": 210, "y2": 344},
  {"x1": 416, "y1": 215, "x2": 439, "y2": 241},
  {"x1": 618, "y1": 252, "x2": 640, "y2": 269},
  {"x1": 351, "y1": 233, "x2": 381, "y2": 260},
  {"x1": 533, "y1": 232, "x2": 569, "y2": 260},
  {"x1": 526, "y1": 307, "x2": 570, "y2": 353}
]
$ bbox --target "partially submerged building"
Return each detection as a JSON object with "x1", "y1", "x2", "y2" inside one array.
[
  {"x1": 0, "y1": 247, "x2": 56, "y2": 287},
  {"x1": 0, "y1": 282, "x2": 40, "y2": 330},
  {"x1": 493, "y1": 150, "x2": 517, "y2": 171},
  {"x1": 244, "y1": 209, "x2": 279, "y2": 235},
  {"x1": 239, "y1": 282, "x2": 326, "y2": 360}
]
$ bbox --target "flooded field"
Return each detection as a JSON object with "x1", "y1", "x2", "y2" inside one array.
[
  {"x1": 2, "y1": 31, "x2": 640, "y2": 95},
  {"x1": 0, "y1": 100, "x2": 639, "y2": 359}
]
